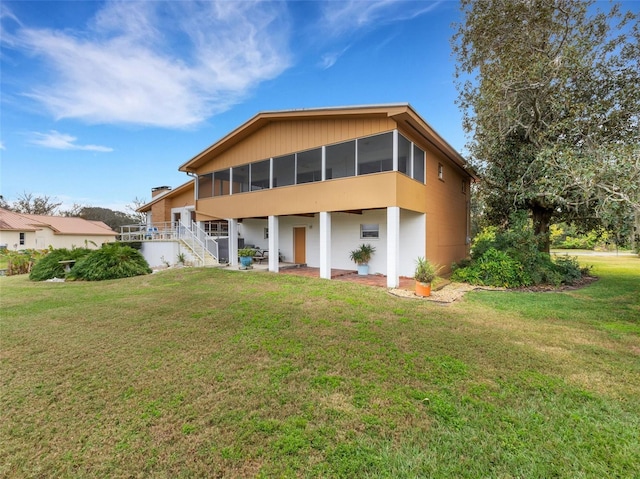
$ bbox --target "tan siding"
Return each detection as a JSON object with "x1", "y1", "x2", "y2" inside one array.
[
  {"x1": 196, "y1": 173, "x2": 401, "y2": 219},
  {"x1": 171, "y1": 187, "x2": 194, "y2": 208},
  {"x1": 424, "y1": 148, "x2": 470, "y2": 272},
  {"x1": 195, "y1": 117, "x2": 396, "y2": 173}
]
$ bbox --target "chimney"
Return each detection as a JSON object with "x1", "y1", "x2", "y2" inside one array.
[{"x1": 151, "y1": 186, "x2": 171, "y2": 198}]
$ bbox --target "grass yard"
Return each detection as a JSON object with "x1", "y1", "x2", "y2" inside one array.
[{"x1": 1, "y1": 256, "x2": 638, "y2": 478}]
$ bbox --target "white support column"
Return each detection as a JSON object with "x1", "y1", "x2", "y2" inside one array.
[
  {"x1": 228, "y1": 219, "x2": 238, "y2": 266},
  {"x1": 319, "y1": 211, "x2": 332, "y2": 279},
  {"x1": 268, "y1": 215, "x2": 280, "y2": 273},
  {"x1": 387, "y1": 206, "x2": 400, "y2": 288}
]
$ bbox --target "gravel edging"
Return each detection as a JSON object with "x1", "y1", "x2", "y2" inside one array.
[{"x1": 388, "y1": 282, "x2": 504, "y2": 303}]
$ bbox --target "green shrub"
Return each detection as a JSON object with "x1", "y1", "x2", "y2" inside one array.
[
  {"x1": 69, "y1": 243, "x2": 151, "y2": 281},
  {"x1": 553, "y1": 255, "x2": 585, "y2": 284},
  {"x1": 29, "y1": 248, "x2": 92, "y2": 281},
  {"x1": 452, "y1": 247, "x2": 530, "y2": 288},
  {"x1": 7, "y1": 251, "x2": 35, "y2": 276},
  {"x1": 453, "y1": 212, "x2": 587, "y2": 288},
  {"x1": 470, "y1": 226, "x2": 498, "y2": 260},
  {"x1": 122, "y1": 241, "x2": 143, "y2": 250}
]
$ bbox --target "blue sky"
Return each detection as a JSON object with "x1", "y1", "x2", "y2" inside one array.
[{"x1": 2, "y1": 1, "x2": 636, "y2": 213}]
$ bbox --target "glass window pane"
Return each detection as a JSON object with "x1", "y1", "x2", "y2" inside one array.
[
  {"x1": 360, "y1": 223, "x2": 379, "y2": 239},
  {"x1": 326, "y1": 141, "x2": 355, "y2": 179},
  {"x1": 213, "y1": 169, "x2": 231, "y2": 196},
  {"x1": 197, "y1": 173, "x2": 213, "y2": 199},
  {"x1": 296, "y1": 148, "x2": 322, "y2": 184},
  {"x1": 398, "y1": 134, "x2": 411, "y2": 176},
  {"x1": 251, "y1": 160, "x2": 270, "y2": 191},
  {"x1": 273, "y1": 154, "x2": 295, "y2": 187},
  {"x1": 357, "y1": 132, "x2": 393, "y2": 175},
  {"x1": 232, "y1": 165, "x2": 250, "y2": 194},
  {"x1": 413, "y1": 145, "x2": 425, "y2": 183}
]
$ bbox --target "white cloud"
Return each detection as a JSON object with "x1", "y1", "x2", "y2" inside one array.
[
  {"x1": 7, "y1": 1, "x2": 291, "y2": 128},
  {"x1": 319, "y1": 46, "x2": 351, "y2": 70},
  {"x1": 0, "y1": 141, "x2": 5, "y2": 150},
  {"x1": 30, "y1": 130, "x2": 113, "y2": 152},
  {"x1": 321, "y1": 0, "x2": 441, "y2": 36},
  {"x1": 317, "y1": 0, "x2": 442, "y2": 67}
]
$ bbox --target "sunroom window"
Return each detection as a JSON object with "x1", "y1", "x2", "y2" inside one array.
[
  {"x1": 296, "y1": 148, "x2": 322, "y2": 184},
  {"x1": 398, "y1": 134, "x2": 411, "y2": 176},
  {"x1": 357, "y1": 132, "x2": 393, "y2": 175},
  {"x1": 232, "y1": 164, "x2": 250, "y2": 194},
  {"x1": 325, "y1": 140, "x2": 355, "y2": 179},
  {"x1": 197, "y1": 173, "x2": 213, "y2": 199},
  {"x1": 273, "y1": 154, "x2": 295, "y2": 187},
  {"x1": 251, "y1": 160, "x2": 270, "y2": 191}
]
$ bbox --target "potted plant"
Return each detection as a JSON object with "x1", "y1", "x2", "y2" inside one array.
[
  {"x1": 349, "y1": 243, "x2": 376, "y2": 276},
  {"x1": 414, "y1": 256, "x2": 439, "y2": 297},
  {"x1": 238, "y1": 248, "x2": 255, "y2": 269}
]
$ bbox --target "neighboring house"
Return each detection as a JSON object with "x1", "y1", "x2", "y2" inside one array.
[
  {"x1": 0, "y1": 208, "x2": 117, "y2": 250},
  {"x1": 144, "y1": 103, "x2": 475, "y2": 287}
]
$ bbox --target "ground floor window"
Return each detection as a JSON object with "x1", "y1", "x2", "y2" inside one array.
[
  {"x1": 19, "y1": 232, "x2": 25, "y2": 245},
  {"x1": 360, "y1": 223, "x2": 379, "y2": 239}
]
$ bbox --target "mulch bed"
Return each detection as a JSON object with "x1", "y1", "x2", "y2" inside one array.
[{"x1": 513, "y1": 275, "x2": 599, "y2": 292}]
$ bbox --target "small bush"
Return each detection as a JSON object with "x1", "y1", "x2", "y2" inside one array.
[
  {"x1": 7, "y1": 251, "x2": 36, "y2": 276},
  {"x1": 123, "y1": 241, "x2": 143, "y2": 250},
  {"x1": 452, "y1": 247, "x2": 530, "y2": 288},
  {"x1": 69, "y1": 243, "x2": 151, "y2": 281},
  {"x1": 553, "y1": 255, "x2": 585, "y2": 284},
  {"x1": 29, "y1": 248, "x2": 91, "y2": 281}
]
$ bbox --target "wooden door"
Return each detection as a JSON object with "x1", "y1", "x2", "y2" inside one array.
[{"x1": 294, "y1": 227, "x2": 306, "y2": 264}]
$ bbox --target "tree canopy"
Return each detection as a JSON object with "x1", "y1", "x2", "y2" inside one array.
[
  {"x1": 3, "y1": 192, "x2": 62, "y2": 215},
  {"x1": 452, "y1": 0, "x2": 639, "y2": 250},
  {"x1": 76, "y1": 207, "x2": 140, "y2": 232},
  {"x1": 1, "y1": 192, "x2": 142, "y2": 232}
]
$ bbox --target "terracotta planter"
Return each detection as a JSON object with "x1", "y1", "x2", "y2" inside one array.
[{"x1": 415, "y1": 281, "x2": 431, "y2": 297}]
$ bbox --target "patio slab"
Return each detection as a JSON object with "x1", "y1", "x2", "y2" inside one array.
[{"x1": 279, "y1": 266, "x2": 415, "y2": 289}]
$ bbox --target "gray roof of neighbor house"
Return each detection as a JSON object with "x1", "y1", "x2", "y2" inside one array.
[{"x1": 0, "y1": 208, "x2": 117, "y2": 236}]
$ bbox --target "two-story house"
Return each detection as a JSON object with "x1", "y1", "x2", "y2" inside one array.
[{"x1": 160, "y1": 103, "x2": 474, "y2": 287}]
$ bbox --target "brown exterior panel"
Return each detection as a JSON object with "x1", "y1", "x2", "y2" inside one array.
[
  {"x1": 148, "y1": 182, "x2": 195, "y2": 223},
  {"x1": 194, "y1": 117, "x2": 397, "y2": 173},
  {"x1": 424, "y1": 149, "x2": 470, "y2": 270},
  {"x1": 196, "y1": 173, "x2": 402, "y2": 218}
]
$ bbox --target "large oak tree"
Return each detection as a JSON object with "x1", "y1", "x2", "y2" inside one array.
[{"x1": 452, "y1": 0, "x2": 639, "y2": 251}]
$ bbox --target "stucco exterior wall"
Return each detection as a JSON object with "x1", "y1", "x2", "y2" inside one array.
[
  {"x1": 0, "y1": 229, "x2": 113, "y2": 250},
  {"x1": 0, "y1": 231, "x2": 34, "y2": 250},
  {"x1": 140, "y1": 241, "x2": 180, "y2": 268},
  {"x1": 240, "y1": 208, "x2": 425, "y2": 277}
]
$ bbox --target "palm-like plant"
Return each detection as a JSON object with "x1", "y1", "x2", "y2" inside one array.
[
  {"x1": 349, "y1": 244, "x2": 376, "y2": 265},
  {"x1": 414, "y1": 256, "x2": 439, "y2": 284}
]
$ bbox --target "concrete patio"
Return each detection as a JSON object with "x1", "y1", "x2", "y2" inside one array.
[{"x1": 224, "y1": 262, "x2": 415, "y2": 290}]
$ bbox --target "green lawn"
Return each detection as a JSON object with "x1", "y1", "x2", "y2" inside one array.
[{"x1": 1, "y1": 256, "x2": 638, "y2": 478}]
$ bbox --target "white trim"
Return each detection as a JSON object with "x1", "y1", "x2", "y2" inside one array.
[
  {"x1": 392, "y1": 129, "x2": 398, "y2": 172},
  {"x1": 268, "y1": 216, "x2": 279, "y2": 272},
  {"x1": 228, "y1": 219, "x2": 238, "y2": 266},
  {"x1": 319, "y1": 212, "x2": 331, "y2": 279},
  {"x1": 386, "y1": 207, "x2": 400, "y2": 288}
]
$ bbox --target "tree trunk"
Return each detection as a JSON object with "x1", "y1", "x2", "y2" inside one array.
[{"x1": 531, "y1": 206, "x2": 553, "y2": 253}]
